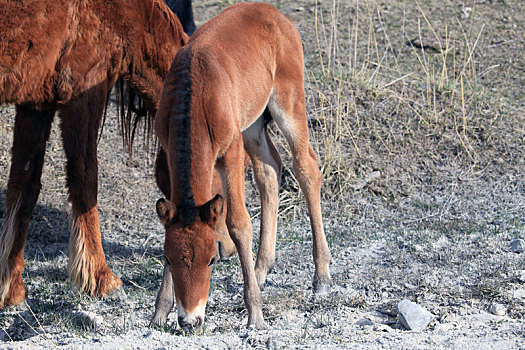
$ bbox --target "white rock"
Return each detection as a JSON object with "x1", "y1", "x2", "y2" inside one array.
[
  {"x1": 489, "y1": 303, "x2": 506, "y2": 316},
  {"x1": 397, "y1": 299, "x2": 434, "y2": 331},
  {"x1": 75, "y1": 311, "x2": 105, "y2": 328}
]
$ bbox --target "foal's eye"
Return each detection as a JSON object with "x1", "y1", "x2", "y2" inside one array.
[{"x1": 208, "y1": 256, "x2": 216, "y2": 267}]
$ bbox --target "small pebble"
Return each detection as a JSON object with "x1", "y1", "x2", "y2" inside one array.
[
  {"x1": 518, "y1": 270, "x2": 525, "y2": 283},
  {"x1": 489, "y1": 303, "x2": 506, "y2": 316},
  {"x1": 356, "y1": 318, "x2": 374, "y2": 327},
  {"x1": 434, "y1": 323, "x2": 455, "y2": 331},
  {"x1": 510, "y1": 239, "x2": 524, "y2": 253},
  {"x1": 373, "y1": 323, "x2": 392, "y2": 332}
]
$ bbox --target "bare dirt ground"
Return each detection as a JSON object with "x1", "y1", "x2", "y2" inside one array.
[{"x1": 1, "y1": 0, "x2": 524, "y2": 349}]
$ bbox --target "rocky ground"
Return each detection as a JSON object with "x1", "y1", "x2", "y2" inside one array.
[{"x1": 1, "y1": 0, "x2": 524, "y2": 348}]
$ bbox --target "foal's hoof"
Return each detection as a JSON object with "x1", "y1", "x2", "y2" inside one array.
[
  {"x1": 150, "y1": 312, "x2": 168, "y2": 327},
  {"x1": 313, "y1": 276, "x2": 332, "y2": 295},
  {"x1": 218, "y1": 241, "x2": 237, "y2": 261},
  {"x1": 248, "y1": 319, "x2": 268, "y2": 330}
]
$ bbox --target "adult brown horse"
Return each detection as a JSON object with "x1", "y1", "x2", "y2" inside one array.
[
  {"x1": 152, "y1": 2, "x2": 332, "y2": 330},
  {"x1": 0, "y1": 0, "x2": 188, "y2": 308}
]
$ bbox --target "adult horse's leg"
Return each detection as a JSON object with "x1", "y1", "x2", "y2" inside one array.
[
  {"x1": 243, "y1": 115, "x2": 282, "y2": 290},
  {"x1": 217, "y1": 136, "x2": 266, "y2": 329},
  {"x1": 59, "y1": 85, "x2": 122, "y2": 297},
  {"x1": 269, "y1": 86, "x2": 332, "y2": 294},
  {"x1": 0, "y1": 106, "x2": 54, "y2": 308}
]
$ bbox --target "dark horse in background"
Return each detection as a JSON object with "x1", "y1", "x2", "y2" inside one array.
[
  {"x1": 0, "y1": 0, "x2": 188, "y2": 308},
  {"x1": 166, "y1": 0, "x2": 196, "y2": 35}
]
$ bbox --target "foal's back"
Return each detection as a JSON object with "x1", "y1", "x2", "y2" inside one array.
[{"x1": 156, "y1": 2, "x2": 303, "y2": 144}]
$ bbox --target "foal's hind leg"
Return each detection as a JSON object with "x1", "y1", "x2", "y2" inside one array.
[
  {"x1": 0, "y1": 106, "x2": 54, "y2": 308},
  {"x1": 243, "y1": 115, "x2": 282, "y2": 290},
  {"x1": 59, "y1": 86, "x2": 122, "y2": 297},
  {"x1": 268, "y1": 90, "x2": 332, "y2": 294}
]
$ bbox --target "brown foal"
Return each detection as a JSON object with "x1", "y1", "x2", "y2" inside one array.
[{"x1": 152, "y1": 3, "x2": 332, "y2": 330}]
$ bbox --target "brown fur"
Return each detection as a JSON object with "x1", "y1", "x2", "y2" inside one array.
[
  {"x1": 152, "y1": 3, "x2": 332, "y2": 330},
  {"x1": 0, "y1": 0, "x2": 187, "y2": 308}
]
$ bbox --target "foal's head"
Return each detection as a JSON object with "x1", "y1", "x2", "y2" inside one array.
[{"x1": 156, "y1": 195, "x2": 224, "y2": 330}]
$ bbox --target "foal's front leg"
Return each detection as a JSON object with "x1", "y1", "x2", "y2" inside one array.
[
  {"x1": 59, "y1": 87, "x2": 122, "y2": 297},
  {"x1": 151, "y1": 257, "x2": 174, "y2": 325},
  {"x1": 0, "y1": 106, "x2": 54, "y2": 308},
  {"x1": 218, "y1": 136, "x2": 267, "y2": 329}
]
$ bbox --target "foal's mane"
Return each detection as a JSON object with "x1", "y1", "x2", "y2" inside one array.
[{"x1": 167, "y1": 47, "x2": 195, "y2": 224}]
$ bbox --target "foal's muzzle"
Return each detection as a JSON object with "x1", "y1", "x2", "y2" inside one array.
[{"x1": 178, "y1": 315, "x2": 203, "y2": 331}]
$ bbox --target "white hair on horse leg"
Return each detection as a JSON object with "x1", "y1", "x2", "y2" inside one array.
[{"x1": 68, "y1": 212, "x2": 96, "y2": 296}]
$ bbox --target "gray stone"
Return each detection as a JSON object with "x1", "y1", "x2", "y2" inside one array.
[
  {"x1": 489, "y1": 303, "x2": 506, "y2": 316},
  {"x1": 356, "y1": 318, "x2": 374, "y2": 327},
  {"x1": 397, "y1": 299, "x2": 434, "y2": 331},
  {"x1": 510, "y1": 239, "x2": 524, "y2": 253}
]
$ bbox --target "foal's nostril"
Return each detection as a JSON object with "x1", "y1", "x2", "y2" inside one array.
[{"x1": 195, "y1": 316, "x2": 203, "y2": 327}]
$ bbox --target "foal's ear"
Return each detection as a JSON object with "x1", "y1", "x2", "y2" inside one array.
[
  {"x1": 156, "y1": 198, "x2": 177, "y2": 226},
  {"x1": 200, "y1": 194, "x2": 224, "y2": 228}
]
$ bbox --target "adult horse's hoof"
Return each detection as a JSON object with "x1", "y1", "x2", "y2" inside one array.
[
  {"x1": 71, "y1": 265, "x2": 122, "y2": 298},
  {"x1": 104, "y1": 285, "x2": 127, "y2": 301},
  {"x1": 0, "y1": 273, "x2": 27, "y2": 309}
]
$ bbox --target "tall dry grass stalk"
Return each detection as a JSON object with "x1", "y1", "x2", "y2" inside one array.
[{"x1": 303, "y1": 0, "x2": 488, "y2": 193}]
